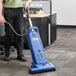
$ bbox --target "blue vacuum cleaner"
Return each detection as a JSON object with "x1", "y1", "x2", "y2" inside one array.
[{"x1": 25, "y1": 10, "x2": 56, "y2": 74}]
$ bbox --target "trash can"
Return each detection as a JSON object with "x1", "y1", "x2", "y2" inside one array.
[
  {"x1": 0, "y1": 24, "x2": 5, "y2": 54},
  {"x1": 0, "y1": 24, "x2": 5, "y2": 36}
]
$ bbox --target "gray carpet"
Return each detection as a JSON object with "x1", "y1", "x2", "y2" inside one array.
[{"x1": 0, "y1": 27, "x2": 76, "y2": 76}]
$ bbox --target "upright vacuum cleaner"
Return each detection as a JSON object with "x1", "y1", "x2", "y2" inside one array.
[{"x1": 25, "y1": 9, "x2": 56, "y2": 74}]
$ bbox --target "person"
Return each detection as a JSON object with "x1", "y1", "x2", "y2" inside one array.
[{"x1": 0, "y1": 0, "x2": 32, "y2": 61}]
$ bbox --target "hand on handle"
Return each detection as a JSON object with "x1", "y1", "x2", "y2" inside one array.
[{"x1": 24, "y1": 0, "x2": 31, "y2": 11}]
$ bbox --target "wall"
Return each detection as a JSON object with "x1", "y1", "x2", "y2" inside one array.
[{"x1": 52, "y1": 0, "x2": 76, "y2": 25}]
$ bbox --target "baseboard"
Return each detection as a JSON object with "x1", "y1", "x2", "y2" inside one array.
[{"x1": 57, "y1": 25, "x2": 76, "y2": 28}]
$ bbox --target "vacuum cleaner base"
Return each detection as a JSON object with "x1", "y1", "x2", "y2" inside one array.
[{"x1": 29, "y1": 62, "x2": 56, "y2": 74}]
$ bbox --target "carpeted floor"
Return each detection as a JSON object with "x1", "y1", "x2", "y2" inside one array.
[{"x1": 0, "y1": 27, "x2": 76, "y2": 76}]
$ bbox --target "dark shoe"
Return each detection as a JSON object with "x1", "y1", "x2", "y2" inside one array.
[
  {"x1": 17, "y1": 54, "x2": 27, "y2": 62},
  {"x1": 4, "y1": 56, "x2": 10, "y2": 61}
]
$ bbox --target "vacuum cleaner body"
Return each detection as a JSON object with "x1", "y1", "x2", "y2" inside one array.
[
  {"x1": 27, "y1": 26, "x2": 56, "y2": 73},
  {"x1": 25, "y1": 9, "x2": 56, "y2": 73}
]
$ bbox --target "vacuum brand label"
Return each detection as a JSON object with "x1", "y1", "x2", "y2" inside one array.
[{"x1": 31, "y1": 37, "x2": 39, "y2": 41}]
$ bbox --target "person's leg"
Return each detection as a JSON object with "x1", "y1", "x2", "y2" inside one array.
[
  {"x1": 4, "y1": 8, "x2": 14, "y2": 61},
  {"x1": 14, "y1": 8, "x2": 26, "y2": 61}
]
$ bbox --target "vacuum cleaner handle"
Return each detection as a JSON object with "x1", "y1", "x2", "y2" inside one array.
[{"x1": 23, "y1": 8, "x2": 33, "y2": 27}]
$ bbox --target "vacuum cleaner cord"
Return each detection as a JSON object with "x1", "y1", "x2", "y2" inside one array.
[
  {"x1": 4, "y1": 8, "x2": 29, "y2": 36},
  {"x1": 5, "y1": 21, "x2": 26, "y2": 36}
]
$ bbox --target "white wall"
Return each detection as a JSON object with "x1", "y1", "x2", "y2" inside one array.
[{"x1": 52, "y1": 0, "x2": 76, "y2": 25}]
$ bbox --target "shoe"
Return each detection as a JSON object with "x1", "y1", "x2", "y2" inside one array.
[
  {"x1": 17, "y1": 54, "x2": 27, "y2": 62},
  {"x1": 4, "y1": 56, "x2": 10, "y2": 61}
]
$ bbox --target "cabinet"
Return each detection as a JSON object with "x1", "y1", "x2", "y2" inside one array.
[{"x1": 24, "y1": 13, "x2": 56, "y2": 48}]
